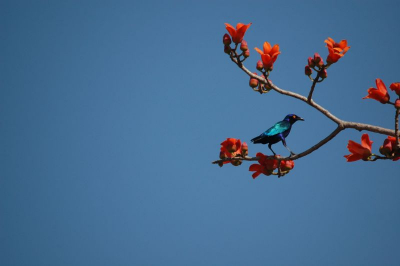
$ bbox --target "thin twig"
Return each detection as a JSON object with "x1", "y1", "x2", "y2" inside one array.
[{"x1": 307, "y1": 70, "x2": 321, "y2": 102}]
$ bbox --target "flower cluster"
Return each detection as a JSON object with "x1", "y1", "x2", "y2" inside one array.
[
  {"x1": 219, "y1": 138, "x2": 248, "y2": 167},
  {"x1": 223, "y1": 22, "x2": 281, "y2": 94},
  {"x1": 344, "y1": 134, "x2": 399, "y2": 162},
  {"x1": 305, "y1": 38, "x2": 349, "y2": 82},
  {"x1": 379, "y1": 136, "x2": 400, "y2": 161},
  {"x1": 249, "y1": 153, "x2": 294, "y2": 179},
  {"x1": 223, "y1": 23, "x2": 251, "y2": 59}
]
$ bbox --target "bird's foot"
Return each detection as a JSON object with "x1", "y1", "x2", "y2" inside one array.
[{"x1": 289, "y1": 152, "x2": 297, "y2": 158}]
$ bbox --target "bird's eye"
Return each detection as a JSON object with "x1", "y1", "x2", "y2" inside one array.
[{"x1": 292, "y1": 115, "x2": 296, "y2": 119}]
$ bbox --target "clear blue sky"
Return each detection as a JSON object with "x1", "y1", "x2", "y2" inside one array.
[{"x1": 1, "y1": 1, "x2": 400, "y2": 265}]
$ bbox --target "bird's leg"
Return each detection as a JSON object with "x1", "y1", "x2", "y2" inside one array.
[
  {"x1": 268, "y1": 143, "x2": 276, "y2": 156},
  {"x1": 281, "y1": 137, "x2": 296, "y2": 157}
]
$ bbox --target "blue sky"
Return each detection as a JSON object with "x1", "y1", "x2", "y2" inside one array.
[{"x1": 1, "y1": 1, "x2": 400, "y2": 265}]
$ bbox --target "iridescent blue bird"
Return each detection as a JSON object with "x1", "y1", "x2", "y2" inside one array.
[{"x1": 251, "y1": 114, "x2": 304, "y2": 156}]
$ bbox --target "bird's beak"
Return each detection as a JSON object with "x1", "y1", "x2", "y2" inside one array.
[{"x1": 297, "y1": 117, "x2": 305, "y2": 121}]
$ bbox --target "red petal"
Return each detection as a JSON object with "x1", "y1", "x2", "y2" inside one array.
[
  {"x1": 361, "y1": 134, "x2": 373, "y2": 151},
  {"x1": 344, "y1": 154, "x2": 363, "y2": 162},
  {"x1": 263, "y1": 42, "x2": 271, "y2": 53},
  {"x1": 224, "y1": 23, "x2": 236, "y2": 39}
]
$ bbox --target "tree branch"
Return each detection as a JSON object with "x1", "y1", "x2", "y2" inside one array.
[
  {"x1": 212, "y1": 125, "x2": 344, "y2": 164},
  {"x1": 229, "y1": 56, "x2": 399, "y2": 137}
]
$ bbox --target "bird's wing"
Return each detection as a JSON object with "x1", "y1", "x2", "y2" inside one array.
[{"x1": 263, "y1": 121, "x2": 290, "y2": 136}]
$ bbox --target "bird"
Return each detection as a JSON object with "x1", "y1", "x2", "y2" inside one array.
[{"x1": 251, "y1": 114, "x2": 304, "y2": 156}]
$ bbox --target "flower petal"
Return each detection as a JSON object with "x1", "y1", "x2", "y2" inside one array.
[
  {"x1": 344, "y1": 154, "x2": 363, "y2": 162},
  {"x1": 361, "y1": 134, "x2": 373, "y2": 151},
  {"x1": 224, "y1": 23, "x2": 236, "y2": 39},
  {"x1": 263, "y1": 42, "x2": 272, "y2": 53},
  {"x1": 254, "y1": 47, "x2": 264, "y2": 55},
  {"x1": 376, "y1": 78, "x2": 388, "y2": 94}
]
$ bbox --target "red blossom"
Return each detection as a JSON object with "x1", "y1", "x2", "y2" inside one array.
[
  {"x1": 224, "y1": 23, "x2": 252, "y2": 44},
  {"x1": 325, "y1": 37, "x2": 350, "y2": 64},
  {"x1": 386, "y1": 136, "x2": 400, "y2": 161},
  {"x1": 363, "y1": 78, "x2": 390, "y2": 104},
  {"x1": 249, "y1": 152, "x2": 278, "y2": 178},
  {"x1": 254, "y1": 42, "x2": 281, "y2": 71},
  {"x1": 344, "y1": 134, "x2": 373, "y2": 162},
  {"x1": 220, "y1": 138, "x2": 248, "y2": 165},
  {"x1": 389, "y1": 82, "x2": 400, "y2": 96}
]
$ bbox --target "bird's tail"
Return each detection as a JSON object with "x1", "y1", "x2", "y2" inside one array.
[{"x1": 251, "y1": 135, "x2": 263, "y2": 144}]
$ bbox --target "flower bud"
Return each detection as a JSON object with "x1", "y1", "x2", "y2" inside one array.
[
  {"x1": 280, "y1": 160, "x2": 294, "y2": 171},
  {"x1": 314, "y1": 53, "x2": 324, "y2": 67},
  {"x1": 231, "y1": 160, "x2": 242, "y2": 166},
  {"x1": 379, "y1": 139, "x2": 393, "y2": 157},
  {"x1": 320, "y1": 69, "x2": 328, "y2": 79},
  {"x1": 305, "y1": 65, "x2": 312, "y2": 76},
  {"x1": 395, "y1": 99, "x2": 400, "y2": 109},
  {"x1": 308, "y1": 57, "x2": 315, "y2": 68},
  {"x1": 224, "y1": 45, "x2": 231, "y2": 54},
  {"x1": 241, "y1": 142, "x2": 248, "y2": 157},
  {"x1": 249, "y1": 73, "x2": 259, "y2": 88},
  {"x1": 243, "y1": 49, "x2": 250, "y2": 58},
  {"x1": 240, "y1": 40, "x2": 248, "y2": 51},
  {"x1": 223, "y1": 34, "x2": 231, "y2": 45},
  {"x1": 256, "y1": 60, "x2": 263, "y2": 71}
]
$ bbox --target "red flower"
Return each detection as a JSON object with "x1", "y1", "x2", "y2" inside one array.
[
  {"x1": 389, "y1": 82, "x2": 400, "y2": 96},
  {"x1": 221, "y1": 138, "x2": 242, "y2": 157},
  {"x1": 254, "y1": 42, "x2": 281, "y2": 71},
  {"x1": 249, "y1": 152, "x2": 278, "y2": 178},
  {"x1": 386, "y1": 136, "x2": 400, "y2": 161},
  {"x1": 344, "y1": 134, "x2": 373, "y2": 162},
  {"x1": 363, "y1": 79, "x2": 390, "y2": 104},
  {"x1": 325, "y1": 37, "x2": 350, "y2": 64},
  {"x1": 379, "y1": 138, "x2": 393, "y2": 157},
  {"x1": 220, "y1": 138, "x2": 248, "y2": 165},
  {"x1": 224, "y1": 23, "x2": 252, "y2": 44},
  {"x1": 280, "y1": 160, "x2": 295, "y2": 171}
]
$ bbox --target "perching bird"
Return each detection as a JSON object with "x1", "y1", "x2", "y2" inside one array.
[{"x1": 251, "y1": 114, "x2": 304, "y2": 156}]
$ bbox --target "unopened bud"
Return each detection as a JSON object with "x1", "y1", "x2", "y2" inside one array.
[
  {"x1": 223, "y1": 34, "x2": 231, "y2": 45},
  {"x1": 249, "y1": 73, "x2": 259, "y2": 88},
  {"x1": 256, "y1": 60, "x2": 263, "y2": 71},
  {"x1": 231, "y1": 160, "x2": 242, "y2": 166},
  {"x1": 395, "y1": 99, "x2": 400, "y2": 109},
  {"x1": 243, "y1": 49, "x2": 250, "y2": 58},
  {"x1": 314, "y1": 53, "x2": 323, "y2": 67},
  {"x1": 308, "y1": 57, "x2": 315, "y2": 68},
  {"x1": 280, "y1": 160, "x2": 294, "y2": 171},
  {"x1": 240, "y1": 40, "x2": 248, "y2": 51},
  {"x1": 224, "y1": 45, "x2": 231, "y2": 54},
  {"x1": 305, "y1": 65, "x2": 312, "y2": 76},
  {"x1": 320, "y1": 69, "x2": 328, "y2": 79}
]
